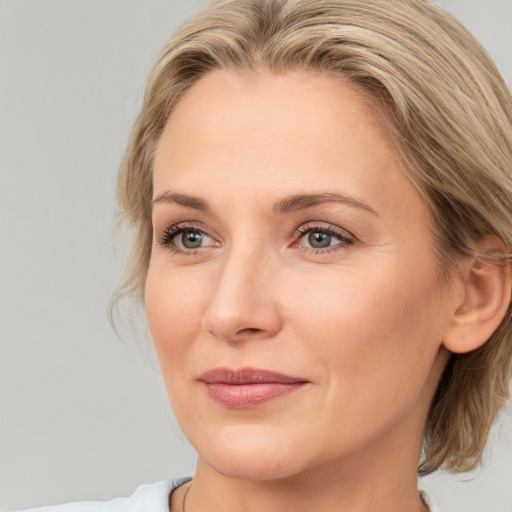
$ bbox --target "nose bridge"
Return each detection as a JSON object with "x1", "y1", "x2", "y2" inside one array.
[{"x1": 202, "y1": 237, "x2": 281, "y2": 341}]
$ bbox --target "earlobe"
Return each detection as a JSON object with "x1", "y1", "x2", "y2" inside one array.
[{"x1": 443, "y1": 237, "x2": 512, "y2": 354}]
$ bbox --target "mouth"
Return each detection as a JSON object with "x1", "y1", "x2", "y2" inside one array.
[{"x1": 198, "y1": 367, "x2": 309, "y2": 408}]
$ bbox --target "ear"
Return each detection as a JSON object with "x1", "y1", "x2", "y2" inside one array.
[{"x1": 443, "y1": 236, "x2": 511, "y2": 354}]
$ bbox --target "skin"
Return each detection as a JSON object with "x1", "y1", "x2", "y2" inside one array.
[{"x1": 146, "y1": 69, "x2": 463, "y2": 512}]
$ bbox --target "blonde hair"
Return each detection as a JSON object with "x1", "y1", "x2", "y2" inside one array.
[{"x1": 114, "y1": 0, "x2": 512, "y2": 475}]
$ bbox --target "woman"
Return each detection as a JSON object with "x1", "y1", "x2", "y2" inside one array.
[{"x1": 22, "y1": 0, "x2": 512, "y2": 511}]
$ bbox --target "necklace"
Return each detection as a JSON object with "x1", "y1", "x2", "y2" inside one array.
[{"x1": 182, "y1": 482, "x2": 192, "y2": 512}]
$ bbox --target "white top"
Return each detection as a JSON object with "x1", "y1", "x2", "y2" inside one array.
[
  {"x1": 16, "y1": 478, "x2": 440, "y2": 512},
  {"x1": 421, "y1": 490, "x2": 441, "y2": 512},
  {"x1": 17, "y1": 478, "x2": 191, "y2": 512}
]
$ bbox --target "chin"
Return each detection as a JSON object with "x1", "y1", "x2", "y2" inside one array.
[
  {"x1": 204, "y1": 451, "x2": 309, "y2": 482},
  {"x1": 191, "y1": 424, "x2": 314, "y2": 481}
]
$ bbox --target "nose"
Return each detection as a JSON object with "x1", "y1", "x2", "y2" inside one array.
[{"x1": 201, "y1": 243, "x2": 283, "y2": 343}]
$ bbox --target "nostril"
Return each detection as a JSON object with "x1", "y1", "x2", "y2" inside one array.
[{"x1": 237, "y1": 327, "x2": 263, "y2": 336}]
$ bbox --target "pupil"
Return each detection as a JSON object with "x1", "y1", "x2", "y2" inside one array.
[
  {"x1": 308, "y1": 231, "x2": 331, "y2": 248},
  {"x1": 182, "y1": 230, "x2": 203, "y2": 248}
]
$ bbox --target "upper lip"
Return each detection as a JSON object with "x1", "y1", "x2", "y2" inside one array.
[{"x1": 198, "y1": 367, "x2": 308, "y2": 385}]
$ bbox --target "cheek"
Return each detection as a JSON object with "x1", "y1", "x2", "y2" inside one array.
[
  {"x1": 291, "y1": 267, "x2": 445, "y2": 450},
  {"x1": 145, "y1": 265, "x2": 209, "y2": 370},
  {"x1": 293, "y1": 262, "x2": 444, "y2": 389}
]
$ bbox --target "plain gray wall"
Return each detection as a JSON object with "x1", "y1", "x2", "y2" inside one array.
[{"x1": 1, "y1": 1, "x2": 511, "y2": 511}]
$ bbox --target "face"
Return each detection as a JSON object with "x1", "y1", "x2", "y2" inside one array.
[{"x1": 146, "y1": 69, "x2": 457, "y2": 481}]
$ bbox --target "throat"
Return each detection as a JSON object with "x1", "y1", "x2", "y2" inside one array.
[{"x1": 174, "y1": 458, "x2": 429, "y2": 512}]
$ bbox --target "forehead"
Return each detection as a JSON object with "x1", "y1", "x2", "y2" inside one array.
[
  {"x1": 157, "y1": 69, "x2": 383, "y2": 137},
  {"x1": 155, "y1": 70, "x2": 390, "y2": 175}
]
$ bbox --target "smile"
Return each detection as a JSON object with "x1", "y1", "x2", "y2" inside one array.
[{"x1": 198, "y1": 367, "x2": 309, "y2": 408}]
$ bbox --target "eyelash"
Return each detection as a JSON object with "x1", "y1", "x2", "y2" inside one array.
[{"x1": 157, "y1": 222, "x2": 355, "y2": 256}]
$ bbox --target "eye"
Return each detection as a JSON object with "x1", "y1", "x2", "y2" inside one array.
[
  {"x1": 176, "y1": 229, "x2": 211, "y2": 249},
  {"x1": 305, "y1": 230, "x2": 337, "y2": 249},
  {"x1": 158, "y1": 224, "x2": 218, "y2": 253},
  {"x1": 293, "y1": 223, "x2": 355, "y2": 253}
]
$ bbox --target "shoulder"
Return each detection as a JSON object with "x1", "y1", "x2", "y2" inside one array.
[{"x1": 14, "y1": 477, "x2": 192, "y2": 512}]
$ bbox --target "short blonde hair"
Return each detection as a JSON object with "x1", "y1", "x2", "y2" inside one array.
[{"x1": 114, "y1": 0, "x2": 512, "y2": 475}]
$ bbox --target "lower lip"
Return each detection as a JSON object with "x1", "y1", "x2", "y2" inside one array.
[{"x1": 203, "y1": 382, "x2": 306, "y2": 408}]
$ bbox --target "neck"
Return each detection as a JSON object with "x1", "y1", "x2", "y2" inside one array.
[{"x1": 181, "y1": 438, "x2": 428, "y2": 512}]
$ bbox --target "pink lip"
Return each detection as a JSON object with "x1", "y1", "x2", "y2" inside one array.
[{"x1": 198, "y1": 367, "x2": 308, "y2": 408}]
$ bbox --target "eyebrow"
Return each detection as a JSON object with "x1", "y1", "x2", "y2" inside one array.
[
  {"x1": 152, "y1": 191, "x2": 211, "y2": 212},
  {"x1": 152, "y1": 190, "x2": 377, "y2": 216},
  {"x1": 273, "y1": 192, "x2": 378, "y2": 215}
]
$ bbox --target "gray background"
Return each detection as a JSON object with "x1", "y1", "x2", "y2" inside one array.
[{"x1": 1, "y1": 1, "x2": 511, "y2": 511}]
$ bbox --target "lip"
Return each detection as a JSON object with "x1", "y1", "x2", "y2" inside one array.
[{"x1": 198, "y1": 367, "x2": 309, "y2": 408}]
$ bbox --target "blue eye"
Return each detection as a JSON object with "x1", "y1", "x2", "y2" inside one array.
[
  {"x1": 159, "y1": 225, "x2": 216, "y2": 253},
  {"x1": 306, "y1": 230, "x2": 335, "y2": 249},
  {"x1": 177, "y1": 230, "x2": 209, "y2": 249},
  {"x1": 296, "y1": 224, "x2": 354, "y2": 252}
]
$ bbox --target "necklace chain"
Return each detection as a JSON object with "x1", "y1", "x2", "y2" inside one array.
[{"x1": 182, "y1": 482, "x2": 192, "y2": 512}]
